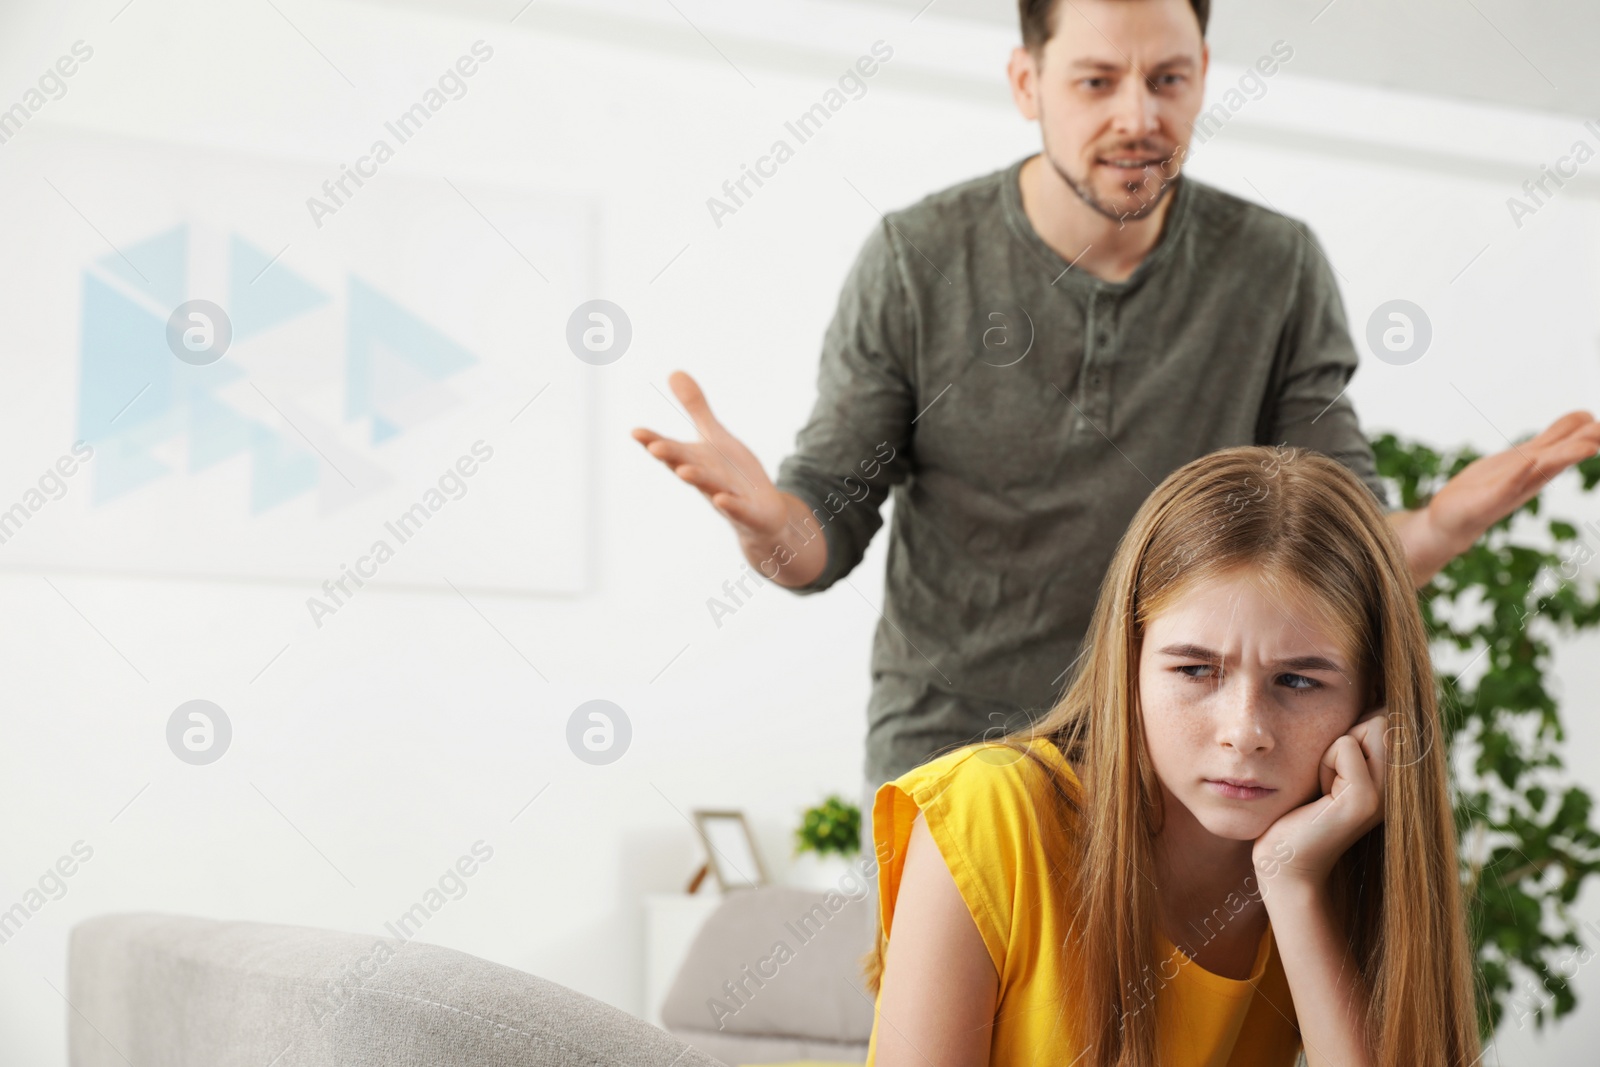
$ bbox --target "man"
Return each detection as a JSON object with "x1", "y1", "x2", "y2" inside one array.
[{"x1": 633, "y1": 0, "x2": 1599, "y2": 876}]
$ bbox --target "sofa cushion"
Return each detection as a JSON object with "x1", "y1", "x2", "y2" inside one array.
[{"x1": 660, "y1": 886, "x2": 875, "y2": 1047}]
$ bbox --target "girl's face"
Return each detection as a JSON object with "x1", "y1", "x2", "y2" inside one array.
[{"x1": 1137, "y1": 568, "x2": 1370, "y2": 841}]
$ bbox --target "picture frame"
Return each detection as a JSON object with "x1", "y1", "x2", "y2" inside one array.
[{"x1": 691, "y1": 809, "x2": 768, "y2": 891}]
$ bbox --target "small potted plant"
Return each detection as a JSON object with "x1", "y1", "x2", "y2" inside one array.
[{"x1": 790, "y1": 794, "x2": 861, "y2": 890}]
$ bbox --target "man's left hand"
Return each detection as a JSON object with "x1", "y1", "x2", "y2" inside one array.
[
  {"x1": 1394, "y1": 410, "x2": 1600, "y2": 585},
  {"x1": 1427, "y1": 409, "x2": 1600, "y2": 550}
]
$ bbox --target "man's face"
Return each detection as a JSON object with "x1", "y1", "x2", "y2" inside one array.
[{"x1": 1010, "y1": 0, "x2": 1208, "y2": 223}]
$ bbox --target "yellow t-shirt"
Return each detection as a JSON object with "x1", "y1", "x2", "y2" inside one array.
[{"x1": 866, "y1": 738, "x2": 1302, "y2": 1067}]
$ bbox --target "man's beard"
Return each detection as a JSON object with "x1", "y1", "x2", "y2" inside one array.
[{"x1": 1042, "y1": 141, "x2": 1179, "y2": 225}]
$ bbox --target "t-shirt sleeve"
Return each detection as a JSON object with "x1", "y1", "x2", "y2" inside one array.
[
  {"x1": 1258, "y1": 223, "x2": 1392, "y2": 511},
  {"x1": 873, "y1": 744, "x2": 1055, "y2": 979},
  {"x1": 772, "y1": 217, "x2": 917, "y2": 595}
]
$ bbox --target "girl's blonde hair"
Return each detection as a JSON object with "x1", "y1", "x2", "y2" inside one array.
[{"x1": 860, "y1": 444, "x2": 1481, "y2": 1067}]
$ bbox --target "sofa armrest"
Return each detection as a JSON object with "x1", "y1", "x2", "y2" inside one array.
[{"x1": 68, "y1": 912, "x2": 723, "y2": 1067}]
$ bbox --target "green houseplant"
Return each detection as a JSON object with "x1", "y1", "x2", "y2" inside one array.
[
  {"x1": 1372, "y1": 432, "x2": 1600, "y2": 1040},
  {"x1": 790, "y1": 793, "x2": 863, "y2": 892},
  {"x1": 794, "y1": 793, "x2": 862, "y2": 860}
]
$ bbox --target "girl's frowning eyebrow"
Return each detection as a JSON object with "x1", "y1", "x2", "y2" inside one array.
[{"x1": 1156, "y1": 643, "x2": 1344, "y2": 674}]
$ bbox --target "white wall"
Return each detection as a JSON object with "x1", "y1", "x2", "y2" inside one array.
[{"x1": 0, "y1": 0, "x2": 1596, "y2": 1063}]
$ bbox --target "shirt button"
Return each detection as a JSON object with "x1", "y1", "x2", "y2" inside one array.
[{"x1": 1097, "y1": 333, "x2": 1110, "y2": 345}]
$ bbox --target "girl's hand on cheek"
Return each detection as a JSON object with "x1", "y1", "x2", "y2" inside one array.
[{"x1": 1251, "y1": 708, "x2": 1389, "y2": 896}]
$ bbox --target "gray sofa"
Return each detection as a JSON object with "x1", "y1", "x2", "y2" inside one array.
[
  {"x1": 67, "y1": 891, "x2": 874, "y2": 1067},
  {"x1": 68, "y1": 913, "x2": 722, "y2": 1067}
]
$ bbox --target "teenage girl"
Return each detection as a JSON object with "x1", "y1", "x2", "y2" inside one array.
[{"x1": 862, "y1": 444, "x2": 1481, "y2": 1067}]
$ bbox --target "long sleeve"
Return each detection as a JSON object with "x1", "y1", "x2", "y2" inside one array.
[
  {"x1": 773, "y1": 217, "x2": 917, "y2": 594},
  {"x1": 1257, "y1": 225, "x2": 1392, "y2": 511}
]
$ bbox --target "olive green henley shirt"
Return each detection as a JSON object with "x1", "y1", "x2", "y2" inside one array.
[{"x1": 773, "y1": 153, "x2": 1391, "y2": 785}]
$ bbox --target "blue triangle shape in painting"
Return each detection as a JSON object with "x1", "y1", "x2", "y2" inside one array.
[
  {"x1": 188, "y1": 388, "x2": 255, "y2": 473},
  {"x1": 345, "y1": 276, "x2": 476, "y2": 425},
  {"x1": 229, "y1": 235, "x2": 329, "y2": 341},
  {"x1": 370, "y1": 415, "x2": 401, "y2": 444},
  {"x1": 247, "y1": 423, "x2": 318, "y2": 514},
  {"x1": 78, "y1": 273, "x2": 174, "y2": 443},
  {"x1": 98, "y1": 224, "x2": 187, "y2": 310}
]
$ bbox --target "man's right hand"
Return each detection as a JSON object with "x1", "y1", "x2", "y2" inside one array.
[{"x1": 631, "y1": 370, "x2": 827, "y2": 588}]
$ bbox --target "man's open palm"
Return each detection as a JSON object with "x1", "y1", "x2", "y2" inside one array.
[
  {"x1": 1431, "y1": 409, "x2": 1600, "y2": 546},
  {"x1": 632, "y1": 370, "x2": 790, "y2": 539}
]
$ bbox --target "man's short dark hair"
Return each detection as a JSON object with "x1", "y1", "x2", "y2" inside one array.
[{"x1": 1019, "y1": 0, "x2": 1210, "y2": 56}]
